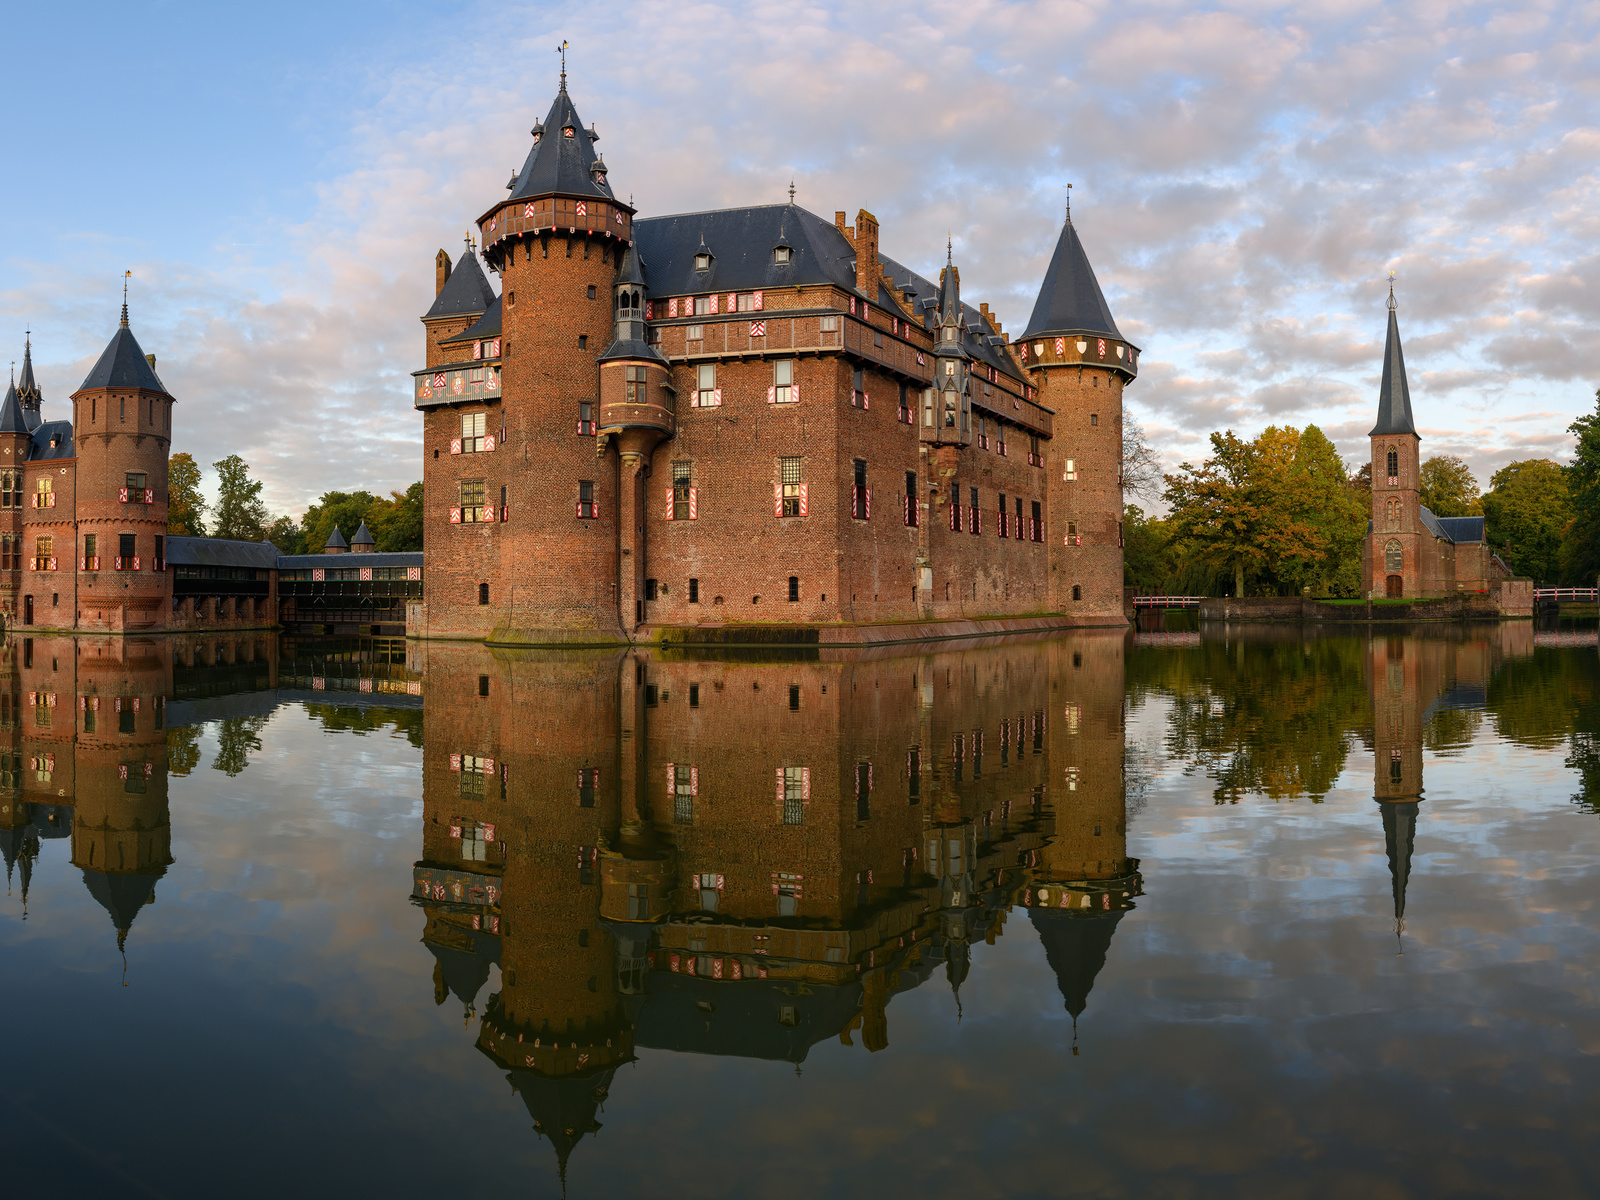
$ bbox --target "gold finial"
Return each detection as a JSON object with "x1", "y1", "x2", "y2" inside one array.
[{"x1": 121, "y1": 270, "x2": 132, "y2": 327}]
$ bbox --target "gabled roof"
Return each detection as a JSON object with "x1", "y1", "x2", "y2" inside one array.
[
  {"x1": 0, "y1": 381, "x2": 27, "y2": 435},
  {"x1": 1020, "y1": 218, "x2": 1124, "y2": 341},
  {"x1": 507, "y1": 85, "x2": 617, "y2": 204},
  {"x1": 29, "y1": 420, "x2": 73, "y2": 461},
  {"x1": 1370, "y1": 300, "x2": 1417, "y2": 436},
  {"x1": 634, "y1": 203, "x2": 855, "y2": 296},
  {"x1": 77, "y1": 321, "x2": 167, "y2": 393},
  {"x1": 439, "y1": 295, "x2": 501, "y2": 346},
  {"x1": 423, "y1": 250, "x2": 497, "y2": 321},
  {"x1": 1434, "y1": 514, "x2": 1485, "y2": 544}
]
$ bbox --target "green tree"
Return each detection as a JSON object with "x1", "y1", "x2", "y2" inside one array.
[
  {"x1": 365, "y1": 482, "x2": 424, "y2": 552},
  {"x1": 212, "y1": 455, "x2": 269, "y2": 541},
  {"x1": 212, "y1": 714, "x2": 268, "y2": 777},
  {"x1": 300, "y1": 490, "x2": 375, "y2": 554},
  {"x1": 1482, "y1": 459, "x2": 1571, "y2": 584},
  {"x1": 167, "y1": 726, "x2": 201, "y2": 777},
  {"x1": 1561, "y1": 388, "x2": 1600, "y2": 585},
  {"x1": 1284, "y1": 426, "x2": 1367, "y2": 597},
  {"x1": 1419, "y1": 455, "x2": 1482, "y2": 517},
  {"x1": 1123, "y1": 504, "x2": 1175, "y2": 592},
  {"x1": 167, "y1": 452, "x2": 207, "y2": 536},
  {"x1": 265, "y1": 514, "x2": 306, "y2": 555}
]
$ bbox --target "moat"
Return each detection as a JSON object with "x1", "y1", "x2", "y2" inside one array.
[{"x1": 2, "y1": 622, "x2": 1596, "y2": 1198}]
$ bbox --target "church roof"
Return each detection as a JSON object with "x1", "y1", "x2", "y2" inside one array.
[
  {"x1": 1380, "y1": 800, "x2": 1419, "y2": 924},
  {"x1": 0, "y1": 380, "x2": 28, "y2": 434},
  {"x1": 16, "y1": 335, "x2": 41, "y2": 402},
  {"x1": 1434, "y1": 515, "x2": 1484, "y2": 544},
  {"x1": 78, "y1": 320, "x2": 167, "y2": 393},
  {"x1": 423, "y1": 250, "x2": 497, "y2": 321},
  {"x1": 1029, "y1": 907, "x2": 1125, "y2": 1019},
  {"x1": 1370, "y1": 300, "x2": 1417, "y2": 436},
  {"x1": 1020, "y1": 218, "x2": 1125, "y2": 341},
  {"x1": 507, "y1": 85, "x2": 617, "y2": 205}
]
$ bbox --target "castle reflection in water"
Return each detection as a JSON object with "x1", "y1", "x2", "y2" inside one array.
[{"x1": 0, "y1": 622, "x2": 1551, "y2": 1182}]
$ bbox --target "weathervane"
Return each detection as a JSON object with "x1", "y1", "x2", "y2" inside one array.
[
  {"x1": 557, "y1": 39, "x2": 569, "y2": 90},
  {"x1": 1065, "y1": 182, "x2": 1072, "y2": 223},
  {"x1": 788, "y1": 179, "x2": 796, "y2": 203},
  {"x1": 1388, "y1": 270, "x2": 1397, "y2": 310}
]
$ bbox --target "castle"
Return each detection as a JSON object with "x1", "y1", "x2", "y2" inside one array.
[{"x1": 414, "y1": 72, "x2": 1137, "y2": 645}]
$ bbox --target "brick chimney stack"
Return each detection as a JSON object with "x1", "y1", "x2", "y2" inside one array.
[{"x1": 854, "y1": 209, "x2": 879, "y2": 296}]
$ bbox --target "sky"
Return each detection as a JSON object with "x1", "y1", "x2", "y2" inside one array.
[{"x1": 1, "y1": 0, "x2": 1597, "y2": 518}]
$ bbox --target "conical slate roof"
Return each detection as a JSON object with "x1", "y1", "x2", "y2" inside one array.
[
  {"x1": 1029, "y1": 907, "x2": 1124, "y2": 1019},
  {"x1": 509, "y1": 1065, "x2": 618, "y2": 1187},
  {"x1": 1369, "y1": 298, "x2": 1417, "y2": 436},
  {"x1": 324, "y1": 526, "x2": 349, "y2": 550},
  {"x1": 1020, "y1": 219, "x2": 1124, "y2": 341},
  {"x1": 614, "y1": 242, "x2": 646, "y2": 287},
  {"x1": 426, "y1": 928, "x2": 500, "y2": 1009},
  {"x1": 81, "y1": 869, "x2": 163, "y2": 947},
  {"x1": 0, "y1": 380, "x2": 28, "y2": 435},
  {"x1": 423, "y1": 249, "x2": 497, "y2": 321},
  {"x1": 507, "y1": 84, "x2": 616, "y2": 205},
  {"x1": 1381, "y1": 801, "x2": 1419, "y2": 923},
  {"x1": 78, "y1": 321, "x2": 167, "y2": 393},
  {"x1": 440, "y1": 295, "x2": 502, "y2": 346},
  {"x1": 351, "y1": 520, "x2": 376, "y2": 546},
  {"x1": 16, "y1": 335, "x2": 41, "y2": 403}
]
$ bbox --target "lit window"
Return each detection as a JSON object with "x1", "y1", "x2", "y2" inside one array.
[{"x1": 459, "y1": 479, "x2": 485, "y2": 523}]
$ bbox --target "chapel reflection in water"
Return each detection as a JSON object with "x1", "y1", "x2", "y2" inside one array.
[{"x1": 410, "y1": 634, "x2": 1142, "y2": 1178}]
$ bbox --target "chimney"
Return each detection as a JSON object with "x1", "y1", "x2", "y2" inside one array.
[
  {"x1": 435, "y1": 249, "x2": 453, "y2": 296},
  {"x1": 145, "y1": 354, "x2": 156, "y2": 369},
  {"x1": 835, "y1": 211, "x2": 851, "y2": 239},
  {"x1": 854, "y1": 209, "x2": 880, "y2": 297}
]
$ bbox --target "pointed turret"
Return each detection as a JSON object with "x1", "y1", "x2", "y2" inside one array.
[
  {"x1": 15, "y1": 332, "x2": 42, "y2": 416},
  {"x1": 929, "y1": 240, "x2": 972, "y2": 441},
  {"x1": 350, "y1": 521, "x2": 376, "y2": 553},
  {"x1": 597, "y1": 244, "x2": 666, "y2": 367},
  {"x1": 323, "y1": 526, "x2": 349, "y2": 554},
  {"x1": 78, "y1": 319, "x2": 167, "y2": 394},
  {"x1": 1021, "y1": 213, "x2": 1124, "y2": 341},
  {"x1": 1029, "y1": 908, "x2": 1125, "y2": 1025},
  {"x1": 1381, "y1": 801, "x2": 1418, "y2": 931},
  {"x1": 1370, "y1": 287, "x2": 1416, "y2": 436},
  {"x1": 0, "y1": 376, "x2": 28, "y2": 435},
  {"x1": 506, "y1": 85, "x2": 616, "y2": 206},
  {"x1": 81, "y1": 869, "x2": 163, "y2": 952}
]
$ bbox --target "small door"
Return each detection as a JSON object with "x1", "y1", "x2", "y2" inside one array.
[
  {"x1": 22, "y1": 595, "x2": 32, "y2": 626},
  {"x1": 1386, "y1": 574, "x2": 1403, "y2": 598}
]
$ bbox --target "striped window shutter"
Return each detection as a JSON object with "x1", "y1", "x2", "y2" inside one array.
[
  {"x1": 666, "y1": 487, "x2": 675, "y2": 521},
  {"x1": 709, "y1": 294, "x2": 718, "y2": 314},
  {"x1": 667, "y1": 762, "x2": 676, "y2": 794},
  {"x1": 483, "y1": 507, "x2": 495, "y2": 523},
  {"x1": 690, "y1": 765, "x2": 699, "y2": 795},
  {"x1": 792, "y1": 382, "x2": 801, "y2": 404},
  {"x1": 863, "y1": 391, "x2": 869, "y2": 410},
  {"x1": 450, "y1": 508, "x2": 462, "y2": 523},
  {"x1": 903, "y1": 495, "x2": 910, "y2": 524},
  {"x1": 774, "y1": 484, "x2": 783, "y2": 518},
  {"x1": 767, "y1": 385, "x2": 775, "y2": 404},
  {"x1": 753, "y1": 291, "x2": 762, "y2": 310},
  {"x1": 450, "y1": 753, "x2": 461, "y2": 771},
  {"x1": 118, "y1": 487, "x2": 128, "y2": 502},
  {"x1": 726, "y1": 294, "x2": 736, "y2": 311},
  {"x1": 850, "y1": 484, "x2": 857, "y2": 516},
  {"x1": 802, "y1": 767, "x2": 810, "y2": 799},
  {"x1": 775, "y1": 768, "x2": 784, "y2": 803},
  {"x1": 668, "y1": 298, "x2": 678, "y2": 317},
  {"x1": 450, "y1": 439, "x2": 462, "y2": 454},
  {"x1": 484, "y1": 435, "x2": 496, "y2": 452},
  {"x1": 798, "y1": 484, "x2": 807, "y2": 516},
  {"x1": 689, "y1": 487, "x2": 698, "y2": 519},
  {"x1": 849, "y1": 297, "x2": 856, "y2": 315},
  {"x1": 865, "y1": 487, "x2": 872, "y2": 519},
  {"x1": 949, "y1": 501, "x2": 957, "y2": 531},
  {"x1": 712, "y1": 388, "x2": 721, "y2": 406}
]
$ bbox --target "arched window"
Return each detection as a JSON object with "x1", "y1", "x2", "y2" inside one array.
[
  {"x1": 1071, "y1": 584, "x2": 1082, "y2": 602},
  {"x1": 1386, "y1": 448, "x2": 1399, "y2": 480},
  {"x1": 1385, "y1": 540, "x2": 1403, "y2": 571}
]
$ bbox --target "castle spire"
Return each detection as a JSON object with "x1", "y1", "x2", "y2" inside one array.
[
  {"x1": 121, "y1": 270, "x2": 131, "y2": 328},
  {"x1": 1020, "y1": 208, "x2": 1123, "y2": 341},
  {"x1": 1370, "y1": 281, "x2": 1416, "y2": 437},
  {"x1": 16, "y1": 329, "x2": 42, "y2": 411}
]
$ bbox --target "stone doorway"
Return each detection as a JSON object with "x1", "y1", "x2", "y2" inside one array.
[{"x1": 1385, "y1": 575, "x2": 1403, "y2": 598}]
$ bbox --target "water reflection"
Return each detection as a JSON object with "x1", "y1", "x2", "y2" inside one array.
[{"x1": 410, "y1": 634, "x2": 1141, "y2": 1175}]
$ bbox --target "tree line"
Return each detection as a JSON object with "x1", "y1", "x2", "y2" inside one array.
[
  {"x1": 167, "y1": 453, "x2": 422, "y2": 554},
  {"x1": 1124, "y1": 389, "x2": 1600, "y2": 594}
]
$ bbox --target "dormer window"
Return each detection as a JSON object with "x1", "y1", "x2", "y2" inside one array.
[
  {"x1": 694, "y1": 253, "x2": 712, "y2": 271},
  {"x1": 563, "y1": 125, "x2": 576, "y2": 138},
  {"x1": 943, "y1": 327, "x2": 957, "y2": 342},
  {"x1": 774, "y1": 246, "x2": 791, "y2": 264}
]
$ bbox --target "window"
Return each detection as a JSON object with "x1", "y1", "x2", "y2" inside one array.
[
  {"x1": 459, "y1": 479, "x2": 485, "y2": 522},
  {"x1": 898, "y1": 383, "x2": 910, "y2": 423},
  {"x1": 1064, "y1": 458, "x2": 1077, "y2": 481},
  {"x1": 1090, "y1": 413, "x2": 1098, "y2": 426},
  {"x1": 696, "y1": 364, "x2": 719, "y2": 407},
  {"x1": 788, "y1": 576, "x2": 799, "y2": 602},
  {"x1": 944, "y1": 360, "x2": 955, "y2": 376},
  {"x1": 687, "y1": 324, "x2": 703, "y2": 340},
  {"x1": 969, "y1": 485, "x2": 981, "y2": 535},
  {"x1": 774, "y1": 246, "x2": 791, "y2": 264},
  {"x1": 688, "y1": 577, "x2": 700, "y2": 603},
  {"x1": 672, "y1": 461, "x2": 694, "y2": 520},
  {"x1": 578, "y1": 334, "x2": 588, "y2": 350},
  {"x1": 1015, "y1": 496, "x2": 1024, "y2": 539},
  {"x1": 943, "y1": 326, "x2": 957, "y2": 342},
  {"x1": 0, "y1": 470, "x2": 16, "y2": 508},
  {"x1": 821, "y1": 315, "x2": 840, "y2": 333},
  {"x1": 1032, "y1": 500, "x2": 1042, "y2": 542},
  {"x1": 1029, "y1": 435, "x2": 1042, "y2": 467},
  {"x1": 694, "y1": 296, "x2": 710, "y2": 316},
  {"x1": 153, "y1": 535, "x2": 164, "y2": 569},
  {"x1": 118, "y1": 534, "x2": 135, "y2": 560},
  {"x1": 904, "y1": 471, "x2": 918, "y2": 527},
  {"x1": 873, "y1": 329, "x2": 884, "y2": 347},
  {"x1": 781, "y1": 766, "x2": 807, "y2": 825},
  {"x1": 780, "y1": 456, "x2": 804, "y2": 517},
  {"x1": 852, "y1": 460, "x2": 869, "y2": 520},
  {"x1": 83, "y1": 534, "x2": 97, "y2": 562},
  {"x1": 478, "y1": 582, "x2": 489, "y2": 605},
  {"x1": 126, "y1": 471, "x2": 147, "y2": 492},
  {"x1": 923, "y1": 388, "x2": 935, "y2": 427},
  {"x1": 35, "y1": 477, "x2": 52, "y2": 507},
  {"x1": 673, "y1": 763, "x2": 696, "y2": 823},
  {"x1": 587, "y1": 285, "x2": 596, "y2": 299},
  {"x1": 645, "y1": 578, "x2": 658, "y2": 601},
  {"x1": 1385, "y1": 540, "x2": 1403, "y2": 571},
  {"x1": 577, "y1": 480, "x2": 597, "y2": 519},
  {"x1": 577, "y1": 400, "x2": 595, "y2": 436},
  {"x1": 855, "y1": 761, "x2": 872, "y2": 821},
  {"x1": 737, "y1": 292, "x2": 758, "y2": 311},
  {"x1": 626, "y1": 365, "x2": 647, "y2": 404},
  {"x1": 998, "y1": 424, "x2": 1008, "y2": 456},
  {"x1": 852, "y1": 367, "x2": 866, "y2": 408},
  {"x1": 34, "y1": 535, "x2": 54, "y2": 571},
  {"x1": 772, "y1": 359, "x2": 795, "y2": 404},
  {"x1": 689, "y1": 684, "x2": 700, "y2": 707},
  {"x1": 998, "y1": 493, "x2": 1008, "y2": 538},
  {"x1": 460, "y1": 411, "x2": 485, "y2": 453},
  {"x1": 1072, "y1": 584, "x2": 1082, "y2": 601},
  {"x1": 694, "y1": 253, "x2": 711, "y2": 270},
  {"x1": 978, "y1": 415, "x2": 989, "y2": 450},
  {"x1": 1386, "y1": 448, "x2": 1399, "y2": 483}
]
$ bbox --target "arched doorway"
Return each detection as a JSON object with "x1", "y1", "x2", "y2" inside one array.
[{"x1": 1386, "y1": 575, "x2": 1403, "y2": 598}]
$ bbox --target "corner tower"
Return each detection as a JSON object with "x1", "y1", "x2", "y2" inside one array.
[
  {"x1": 71, "y1": 301, "x2": 175, "y2": 632},
  {"x1": 1020, "y1": 207, "x2": 1136, "y2": 624},
  {"x1": 1365, "y1": 286, "x2": 1421, "y2": 599}
]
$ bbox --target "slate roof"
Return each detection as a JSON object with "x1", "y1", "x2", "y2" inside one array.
[
  {"x1": 1434, "y1": 515, "x2": 1485, "y2": 543},
  {"x1": 1020, "y1": 219, "x2": 1125, "y2": 341},
  {"x1": 1381, "y1": 801, "x2": 1419, "y2": 922},
  {"x1": 29, "y1": 420, "x2": 73, "y2": 461},
  {"x1": 507, "y1": 85, "x2": 617, "y2": 204},
  {"x1": 506, "y1": 1065, "x2": 619, "y2": 1182},
  {"x1": 423, "y1": 250, "x2": 498, "y2": 321},
  {"x1": 0, "y1": 381, "x2": 27, "y2": 434},
  {"x1": 165, "y1": 536, "x2": 282, "y2": 570},
  {"x1": 438, "y1": 295, "x2": 501, "y2": 345},
  {"x1": 634, "y1": 971, "x2": 863, "y2": 1063},
  {"x1": 81, "y1": 868, "x2": 164, "y2": 947},
  {"x1": 78, "y1": 322, "x2": 167, "y2": 393},
  {"x1": 324, "y1": 526, "x2": 349, "y2": 550},
  {"x1": 1370, "y1": 301, "x2": 1417, "y2": 436},
  {"x1": 424, "y1": 926, "x2": 501, "y2": 1009},
  {"x1": 879, "y1": 250, "x2": 1026, "y2": 384},
  {"x1": 16, "y1": 336, "x2": 41, "y2": 402},
  {"x1": 351, "y1": 521, "x2": 376, "y2": 546},
  {"x1": 1029, "y1": 907, "x2": 1125, "y2": 1020},
  {"x1": 276, "y1": 551, "x2": 422, "y2": 570}
]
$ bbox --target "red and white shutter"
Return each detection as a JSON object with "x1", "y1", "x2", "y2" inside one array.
[
  {"x1": 850, "y1": 484, "x2": 858, "y2": 517},
  {"x1": 802, "y1": 767, "x2": 811, "y2": 800},
  {"x1": 668, "y1": 298, "x2": 678, "y2": 317},
  {"x1": 709, "y1": 294, "x2": 718, "y2": 314},
  {"x1": 767, "y1": 385, "x2": 775, "y2": 404},
  {"x1": 666, "y1": 762, "x2": 675, "y2": 795},
  {"x1": 798, "y1": 484, "x2": 807, "y2": 517},
  {"x1": 775, "y1": 484, "x2": 783, "y2": 518},
  {"x1": 118, "y1": 487, "x2": 128, "y2": 502},
  {"x1": 862, "y1": 391, "x2": 869, "y2": 410},
  {"x1": 712, "y1": 388, "x2": 721, "y2": 406},
  {"x1": 666, "y1": 487, "x2": 675, "y2": 521},
  {"x1": 450, "y1": 508, "x2": 461, "y2": 523},
  {"x1": 688, "y1": 487, "x2": 698, "y2": 519},
  {"x1": 726, "y1": 293, "x2": 735, "y2": 311},
  {"x1": 775, "y1": 768, "x2": 784, "y2": 804},
  {"x1": 690, "y1": 765, "x2": 699, "y2": 795},
  {"x1": 450, "y1": 753, "x2": 461, "y2": 771},
  {"x1": 865, "y1": 487, "x2": 872, "y2": 519},
  {"x1": 791, "y1": 382, "x2": 800, "y2": 404},
  {"x1": 753, "y1": 291, "x2": 763, "y2": 310},
  {"x1": 450, "y1": 439, "x2": 462, "y2": 454}
]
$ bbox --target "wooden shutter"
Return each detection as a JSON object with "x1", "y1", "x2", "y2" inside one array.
[
  {"x1": 775, "y1": 484, "x2": 783, "y2": 518},
  {"x1": 450, "y1": 439, "x2": 462, "y2": 454},
  {"x1": 776, "y1": 768, "x2": 784, "y2": 804},
  {"x1": 689, "y1": 487, "x2": 698, "y2": 519},
  {"x1": 802, "y1": 767, "x2": 810, "y2": 799},
  {"x1": 753, "y1": 291, "x2": 763, "y2": 310},
  {"x1": 767, "y1": 385, "x2": 775, "y2": 404},
  {"x1": 666, "y1": 487, "x2": 675, "y2": 521},
  {"x1": 792, "y1": 382, "x2": 801, "y2": 404},
  {"x1": 798, "y1": 484, "x2": 807, "y2": 517},
  {"x1": 667, "y1": 762, "x2": 676, "y2": 795},
  {"x1": 690, "y1": 765, "x2": 699, "y2": 795},
  {"x1": 450, "y1": 507, "x2": 461, "y2": 523},
  {"x1": 865, "y1": 487, "x2": 872, "y2": 519}
]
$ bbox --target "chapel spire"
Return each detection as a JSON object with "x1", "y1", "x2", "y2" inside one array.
[{"x1": 1370, "y1": 282, "x2": 1417, "y2": 437}]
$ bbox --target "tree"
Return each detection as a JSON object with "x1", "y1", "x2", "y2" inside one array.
[
  {"x1": 1283, "y1": 425, "x2": 1367, "y2": 596},
  {"x1": 167, "y1": 452, "x2": 206, "y2": 536},
  {"x1": 301, "y1": 490, "x2": 376, "y2": 554},
  {"x1": 1121, "y1": 419, "x2": 1162, "y2": 503},
  {"x1": 1419, "y1": 455, "x2": 1482, "y2": 517},
  {"x1": 366, "y1": 482, "x2": 423, "y2": 552},
  {"x1": 1123, "y1": 504, "x2": 1176, "y2": 592},
  {"x1": 265, "y1": 514, "x2": 306, "y2": 555},
  {"x1": 1482, "y1": 459, "x2": 1571, "y2": 584},
  {"x1": 1163, "y1": 432, "x2": 1274, "y2": 598},
  {"x1": 212, "y1": 455, "x2": 268, "y2": 541},
  {"x1": 1562, "y1": 388, "x2": 1600, "y2": 585}
]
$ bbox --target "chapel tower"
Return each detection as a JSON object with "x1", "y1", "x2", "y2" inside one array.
[
  {"x1": 1365, "y1": 285, "x2": 1422, "y2": 600},
  {"x1": 71, "y1": 299, "x2": 174, "y2": 631},
  {"x1": 1019, "y1": 206, "x2": 1137, "y2": 623}
]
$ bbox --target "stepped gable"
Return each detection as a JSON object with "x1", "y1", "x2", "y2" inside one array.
[{"x1": 1021, "y1": 216, "x2": 1124, "y2": 341}]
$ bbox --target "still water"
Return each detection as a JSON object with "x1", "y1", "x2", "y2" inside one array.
[{"x1": 2, "y1": 625, "x2": 1597, "y2": 1198}]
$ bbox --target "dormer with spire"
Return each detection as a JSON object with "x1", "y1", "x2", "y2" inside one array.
[
  {"x1": 15, "y1": 332, "x2": 43, "y2": 426},
  {"x1": 926, "y1": 240, "x2": 972, "y2": 448}
]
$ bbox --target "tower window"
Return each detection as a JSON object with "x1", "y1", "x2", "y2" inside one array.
[
  {"x1": 1090, "y1": 413, "x2": 1098, "y2": 426},
  {"x1": 1386, "y1": 448, "x2": 1399, "y2": 482},
  {"x1": 852, "y1": 367, "x2": 865, "y2": 408},
  {"x1": 852, "y1": 459, "x2": 868, "y2": 520},
  {"x1": 626, "y1": 365, "x2": 648, "y2": 404},
  {"x1": 587, "y1": 285, "x2": 596, "y2": 299},
  {"x1": 780, "y1": 456, "x2": 803, "y2": 517},
  {"x1": 460, "y1": 411, "x2": 485, "y2": 453},
  {"x1": 773, "y1": 359, "x2": 795, "y2": 403},
  {"x1": 577, "y1": 480, "x2": 597, "y2": 519},
  {"x1": 459, "y1": 479, "x2": 485, "y2": 522},
  {"x1": 578, "y1": 334, "x2": 588, "y2": 350},
  {"x1": 788, "y1": 576, "x2": 799, "y2": 602},
  {"x1": 687, "y1": 324, "x2": 703, "y2": 340},
  {"x1": 696, "y1": 364, "x2": 718, "y2": 408},
  {"x1": 1072, "y1": 585, "x2": 1082, "y2": 602},
  {"x1": 578, "y1": 400, "x2": 595, "y2": 435},
  {"x1": 478, "y1": 583, "x2": 489, "y2": 605},
  {"x1": 673, "y1": 461, "x2": 694, "y2": 520},
  {"x1": 688, "y1": 577, "x2": 699, "y2": 603},
  {"x1": 645, "y1": 578, "x2": 658, "y2": 601}
]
